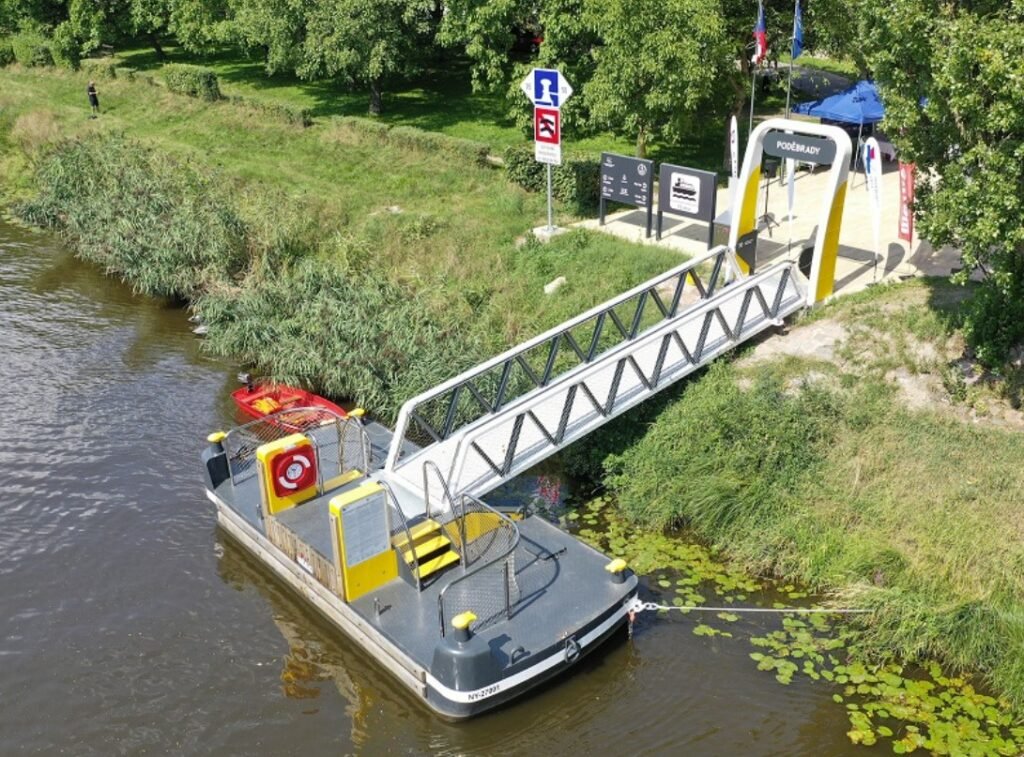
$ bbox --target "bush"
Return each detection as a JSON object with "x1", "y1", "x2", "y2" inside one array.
[
  {"x1": 198, "y1": 259, "x2": 485, "y2": 423},
  {"x1": 10, "y1": 31, "x2": 53, "y2": 68},
  {"x1": 504, "y1": 143, "x2": 601, "y2": 214},
  {"x1": 962, "y1": 277, "x2": 1024, "y2": 366},
  {"x1": 330, "y1": 115, "x2": 392, "y2": 141},
  {"x1": 49, "y1": 22, "x2": 81, "y2": 69},
  {"x1": 113, "y1": 66, "x2": 136, "y2": 80},
  {"x1": 162, "y1": 63, "x2": 221, "y2": 101},
  {"x1": 229, "y1": 95, "x2": 312, "y2": 127},
  {"x1": 386, "y1": 125, "x2": 490, "y2": 167},
  {"x1": 0, "y1": 39, "x2": 15, "y2": 67},
  {"x1": 80, "y1": 58, "x2": 117, "y2": 79},
  {"x1": 18, "y1": 133, "x2": 247, "y2": 298}
]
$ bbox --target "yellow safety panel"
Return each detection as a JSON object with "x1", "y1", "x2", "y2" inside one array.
[
  {"x1": 815, "y1": 180, "x2": 848, "y2": 303},
  {"x1": 255, "y1": 433, "x2": 318, "y2": 516},
  {"x1": 329, "y1": 482, "x2": 398, "y2": 603}
]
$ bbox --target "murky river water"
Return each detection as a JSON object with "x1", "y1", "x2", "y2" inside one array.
[{"x1": 0, "y1": 220, "x2": 862, "y2": 755}]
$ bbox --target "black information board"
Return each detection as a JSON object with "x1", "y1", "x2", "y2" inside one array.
[
  {"x1": 656, "y1": 164, "x2": 718, "y2": 245},
  {"x1": 599, "y1": 152, "x2": 654, "y2": 237}
]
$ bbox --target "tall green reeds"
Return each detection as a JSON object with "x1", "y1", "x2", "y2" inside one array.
[
  {"x1": 20, "y1": 134, "x2": 246, "y2": 298},
  {"x1": 197, "y1": 257, "x2": 488, "y2": 419}
]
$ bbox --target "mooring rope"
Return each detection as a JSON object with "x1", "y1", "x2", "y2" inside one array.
[{"x1": 628, "y1": 599, "x2": 872, "y2": 616}]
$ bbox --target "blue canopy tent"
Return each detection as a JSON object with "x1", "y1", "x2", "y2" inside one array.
[
  {"x1": 793, "y1": 80, "x2": 885, "y2": 173},
  {"x1": 792, "y1": 80, "x2": 884, "y2": 125}
]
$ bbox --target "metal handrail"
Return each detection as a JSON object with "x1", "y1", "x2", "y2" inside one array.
[
  {"x1": 376, "y1": 479, "x2": 422, "y2": 591},
  {"x1": 386, "y1": 246, "x2": 736, "y2": 472},
  {"x1": 436, "y1": 495, "x2": 520, "y2": 637},
  {"x1": 421, "y1": 459, "x2": 455, "y2": 520},
  {"x1": 422, "y1": 460, "x2": 466, "y2": 557}
]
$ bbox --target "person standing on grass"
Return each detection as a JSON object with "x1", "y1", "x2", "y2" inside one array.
[{"x1": 87, "y1": 81, "x2": 100, "y2": 117}]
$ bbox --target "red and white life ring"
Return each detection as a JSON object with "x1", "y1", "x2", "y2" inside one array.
[{"x1": 271, "y1": 448, "x2": 316, "y2": 497}]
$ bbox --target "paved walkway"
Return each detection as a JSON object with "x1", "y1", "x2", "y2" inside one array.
[{"x1": 575, "y1": 158, "x2": 961, "y2": 301}]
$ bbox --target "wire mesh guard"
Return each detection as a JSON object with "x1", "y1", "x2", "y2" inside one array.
[
  {"x1": 438, "y1": 496, "x2": 520, "y2": 635},
  {"x1": 224, "y1": 407, "x2": 368, "y2": 488}
]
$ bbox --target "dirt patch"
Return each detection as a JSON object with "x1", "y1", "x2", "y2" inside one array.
[
  {"x1": 885, "y1": 368, "x2": 940, "y2": 410},
  {"x1": 740, "y1": 318, "x2": 849, "y2": 366}
]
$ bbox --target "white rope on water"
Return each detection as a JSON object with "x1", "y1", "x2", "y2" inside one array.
[{"x1": 632, "y1": 601, "x2": 872, "y2": 615}]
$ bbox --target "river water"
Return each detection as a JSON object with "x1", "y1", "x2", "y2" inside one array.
[{"x1": 0, "y1": 220, "x2": 861, "y2": 755}]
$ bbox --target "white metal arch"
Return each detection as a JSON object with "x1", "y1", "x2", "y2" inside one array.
[{"x1": 727, "y1": 118, "x2": 853, "y2": 305}]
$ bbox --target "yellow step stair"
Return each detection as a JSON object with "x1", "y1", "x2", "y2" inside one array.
[
  {"x1": 392, "y1": 518, "x2": 441, "y2": 551},
  {"x1": 417, "y1": 549, "x2": 461, "y2": 579},
  {"x1": 400, "y1": 534, "x2": 452, "y2": 565}
]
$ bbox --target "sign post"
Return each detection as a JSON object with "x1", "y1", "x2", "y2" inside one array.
[{"x1": 521, "y1": 68, "x2": 573, "y2": 234}]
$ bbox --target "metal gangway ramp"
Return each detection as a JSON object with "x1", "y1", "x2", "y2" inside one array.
[{"x1": 378, "y1": 246, "x2": 808, "y2": 509}]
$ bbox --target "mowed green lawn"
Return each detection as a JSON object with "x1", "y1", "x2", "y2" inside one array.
[
  {"x1": 113, "y1": 45, "x2": 731, "y2": 168},
  {"x1": 0, "y1": 63, "x2": 686, "y2": 343}
]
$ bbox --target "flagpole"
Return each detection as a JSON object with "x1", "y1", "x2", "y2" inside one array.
[
  {"x1": 786, "y1": 59, "x2": 794, "y2": 118},
  {"x1": 749, "y1": 63, "x2": 757, "y2": 140},
  {"x1": 786, "y1": 0, "x2": 802, "y2": 118},
  {"x1": 749, "y1": 0, "x2": 765, "y2": 142}
]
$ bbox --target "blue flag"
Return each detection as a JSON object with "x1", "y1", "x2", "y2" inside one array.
[{"x1": 792, "y1": 0, "x2": 804, "y2": 59}]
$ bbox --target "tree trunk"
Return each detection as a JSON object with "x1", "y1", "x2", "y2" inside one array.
[
  {"x1": 369, "y1": 79, "x2": 383, "y2": 116},
  {"x1": 636, "y1": 127, "x2": 647, "y2": 159},
  {"x1": 150, "y1": 33, "x2": 165, "y2": 61}
]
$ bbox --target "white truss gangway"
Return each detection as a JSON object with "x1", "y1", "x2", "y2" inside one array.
[
  {"x1": 376, "y1": 117, "x2": 854, "y2": 519},
  {"x1": 375, "y1": 246, "x2": 808, "y2": 516}
]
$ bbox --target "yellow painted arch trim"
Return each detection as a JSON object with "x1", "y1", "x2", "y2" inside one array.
[{"x1": 815, "y1": 180, "x2": 848, "y2": 303}]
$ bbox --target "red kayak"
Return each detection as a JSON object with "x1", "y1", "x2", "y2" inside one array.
[{"x1": 232, "y1": 375, "x2": 348, "y2": 422}]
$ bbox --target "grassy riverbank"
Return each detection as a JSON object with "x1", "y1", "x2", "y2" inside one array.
[
  {"x1": 596, "y1": 279, "x2": 1024, "y2": 712},
  {"x1": 0, "y1": 63, "x2": 682, "y2": 419}
]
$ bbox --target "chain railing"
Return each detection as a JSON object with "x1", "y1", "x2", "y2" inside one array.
[{"x1": 437, "y1": 495, "x2": 520, "y2": 636}]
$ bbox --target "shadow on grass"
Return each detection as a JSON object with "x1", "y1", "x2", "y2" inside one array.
[{"x1": 117, "y1": 45, "x2": 514, "y2": 130}]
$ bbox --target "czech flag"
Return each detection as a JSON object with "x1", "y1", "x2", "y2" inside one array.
[
  {"x1": 792, "y1": 0, "x2": 804, "y2": 60},
  {"x1": 752, "y1": 1, "x2": 768, "y2": 65}
]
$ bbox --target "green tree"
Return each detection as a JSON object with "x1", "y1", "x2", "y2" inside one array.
[
  {"x1": 224, "y1": 0, "x2": 304, "y2": 74},
  {"x1": 298, "y1": 0, "x2": 435, "y2": 114},
  {"x1": 583, "y1": 0, "x2": 733, "y2": 157},
  {"x1": 861, "y1": 0, "x2": 1024, "y2": 363},
  {"x1": 438, "y1": 0, "x2": 536, "y2": 92}
]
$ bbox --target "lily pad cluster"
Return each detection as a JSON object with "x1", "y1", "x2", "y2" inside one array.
[
  {"x1": 565, "y1": 494, "x2": 1024, "y2": 753},
  {"x1": 749, "y1": 617, "x2": 1021, "y2": 754},
  {"x1": 571, "y1": 495, "x2": 763, "y2": 607}
]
